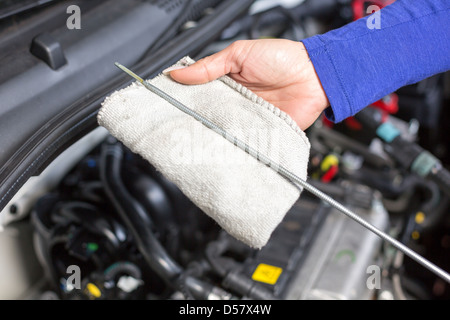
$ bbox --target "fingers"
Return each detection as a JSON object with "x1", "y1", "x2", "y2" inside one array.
[
  {"x1": 166, "y1": 54, "x2": 229, "y2": 85},
  {"x1": 165, "y1": 45, "x2": 239, "y2": 85}
]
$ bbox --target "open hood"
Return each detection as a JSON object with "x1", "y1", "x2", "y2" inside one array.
[{"x1": 0, "y1": 0, "x2": 254, "y2": 212}]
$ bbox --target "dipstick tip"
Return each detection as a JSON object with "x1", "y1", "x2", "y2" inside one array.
[{"x1": 114, "y1": 62, "x2": 144, "y2": 83}]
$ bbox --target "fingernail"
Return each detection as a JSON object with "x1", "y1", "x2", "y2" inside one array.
[{"x1": 162, "y1": 65, "x2": 187, "y2": 75}]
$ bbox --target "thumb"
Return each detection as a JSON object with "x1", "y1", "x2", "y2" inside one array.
[{"x1": 164, "y1": 49, "x2": 235, "y2": 85}]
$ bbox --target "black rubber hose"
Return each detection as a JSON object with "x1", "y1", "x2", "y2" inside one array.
[
  {"x1": 205, "y1": 239, "x2": 231, "y2": 277},
  {"x1": 222, "y1": 269, "x2": 278, "y2": 300},
  {"x1": 223, "y1": 0, "x2": 338, "y2": 40},
  {"x1": 99, "y1": 139, "x2": 183, "y2": 284},
  {"x1": 144, "y1": 0, "x2": 223, "y2": 55},
  {"x1": 420, "y1": 193, "x2": 449, "y2": 232},
  {"x1": 205, "y1": 237, "x2": 277, "y2": 300},
  {"x1": 123, "y1": 166, "x2": 181, "y2": 257},
  {"x1": 183, "y1": 276, "x2": 234, "y2": 300},
  {"x1": 104, "y1": 261, "x2": 142, "y2": 282},
  {"x1": 249, "y1": 5, "x2": 303, "y2": 40},
  {"x1": 77, "y1": 181, "x2": 105, "y2": 204},
  {"x1": 344, "y1": 166, "x2": 434, "y2": 200},
  {"x1": 54, "y1": 201, "x2": 125, "y2": 249},
  {"x1": 429, "y1": 166, "x2": 450, "y2": 199},
  {"x1": 123, "y1": 167, "x2": 176, "y2": 234}
]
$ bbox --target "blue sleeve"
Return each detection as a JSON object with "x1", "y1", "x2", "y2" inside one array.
[{"x1": 301, "y1": 0, "x2": 450, "y2": 123}]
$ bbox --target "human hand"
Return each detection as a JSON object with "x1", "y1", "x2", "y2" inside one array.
[{"x1": 164, "y1": 39, "x2": 329, "y2": 130}]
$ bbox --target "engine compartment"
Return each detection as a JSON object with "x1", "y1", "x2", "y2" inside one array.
[
  {"x1": 27, "y1": 132, "x2": 389, "y2": 300},
  {"x1": 5, "y1": 111, "x2": 449, "y2": 300}
]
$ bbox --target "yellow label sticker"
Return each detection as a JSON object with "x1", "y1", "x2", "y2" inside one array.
[{"x1": 252, "y1": 263, "x2": 283, "y2": 285}]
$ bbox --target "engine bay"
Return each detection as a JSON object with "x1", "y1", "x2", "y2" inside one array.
[{"x1": 27, "y1": 132, "x2": 389, "y2": 300}]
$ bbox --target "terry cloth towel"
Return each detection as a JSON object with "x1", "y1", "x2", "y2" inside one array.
[{"x1": 98, "y1": 57, "x2": 311, "y2": 249}]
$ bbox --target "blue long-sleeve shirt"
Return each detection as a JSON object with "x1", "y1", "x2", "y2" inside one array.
[{"x1": 301, "y1": 0, "x2": 450, "y2": 123}]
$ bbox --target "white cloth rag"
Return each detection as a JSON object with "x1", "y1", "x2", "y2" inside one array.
[{"x1": 98, "y1": 57, "x2": 310, "y2": 249}]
